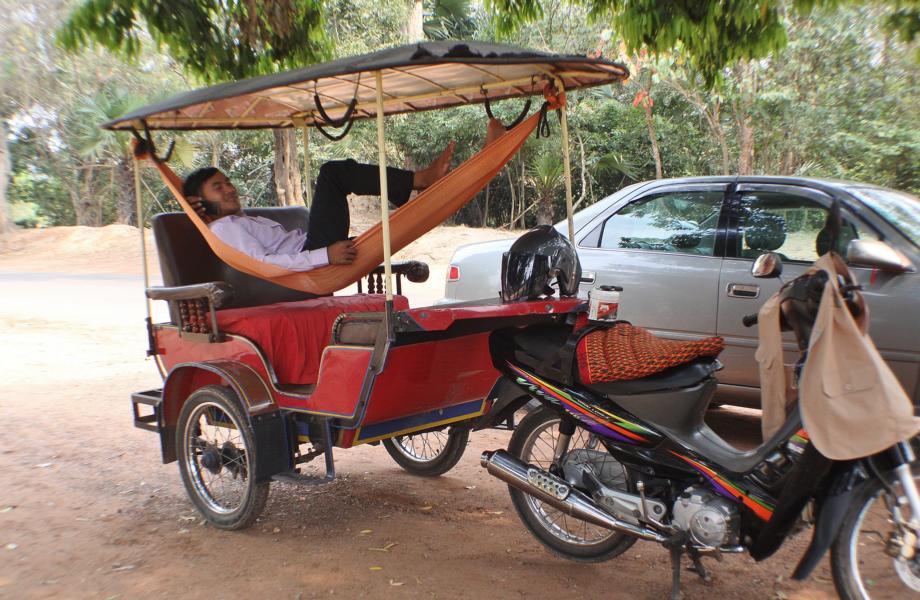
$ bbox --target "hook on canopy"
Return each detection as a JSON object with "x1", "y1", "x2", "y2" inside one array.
[
  {"x1": 481, "y1": 86, "x2": 532, "y2": 130},
  {"x1": 312, "y1": 74, "x2": 360, "y2": 141},
  {"x1": 131, "y1": 121, "x2": 175, "y2": 163}
]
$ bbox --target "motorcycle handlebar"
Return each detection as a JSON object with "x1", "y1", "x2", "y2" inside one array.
[{"x1": 742, "y1": 313, "x2": 759, "y2": 328}]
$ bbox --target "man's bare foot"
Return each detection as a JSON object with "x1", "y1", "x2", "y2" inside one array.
[
  {"x1": 485, "y1": 118, "x2": 506, "y2": 146},
  {"x1": 413, "y1": 141, "x2": 455, "y2": 190}
]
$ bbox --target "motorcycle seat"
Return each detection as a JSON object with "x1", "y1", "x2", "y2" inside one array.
[{"x1": 581, "y1": 358, "x2": 721, "y2": 396}]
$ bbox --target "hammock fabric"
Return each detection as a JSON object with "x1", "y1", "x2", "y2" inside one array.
[
  {"x1": 576, "y1": 323, "x2": 725, "y2": 384},
  {"x1": 141, "y1": 103, "x2": 550, "y2": 296}
]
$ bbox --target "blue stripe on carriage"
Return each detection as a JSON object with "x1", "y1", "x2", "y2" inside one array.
[{"x1": 354, "y1": 399, "x2": 486, "y2": 443}]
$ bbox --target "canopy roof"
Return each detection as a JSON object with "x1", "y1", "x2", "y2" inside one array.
[{"x1": 103, "y1": 41, "x2": 629, "y2": 131}]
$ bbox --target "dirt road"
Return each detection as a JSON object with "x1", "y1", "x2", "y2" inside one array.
[{"x1": 0, "y1": 227, "x2": 838, "y2": 600}]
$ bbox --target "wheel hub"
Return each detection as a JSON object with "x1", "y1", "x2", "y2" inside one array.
[
  {"x1": 200, "y1": 443, "x2": 222, "y2": 474},
  {"x1": 894, "y1": 556, "x2": 920, "y2": 592},
  {"x1": 220, "y1": 441, "x2": 243, "y2": 477}
]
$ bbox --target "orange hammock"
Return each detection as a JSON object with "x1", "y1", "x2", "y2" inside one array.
[{"x1": 143, "y1": 108, "x2": 544, "y2": 296}]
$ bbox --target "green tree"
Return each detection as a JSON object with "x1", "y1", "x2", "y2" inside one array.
[
  {"x1": 485, "y1": 1, "x2": 919, "y2": 85},
  {"x1": 57, "y1": 0, "x2": 328, "y2": 83},
  {"x1": 57, "y1": 0, "x2": 330, "y2": 209}
]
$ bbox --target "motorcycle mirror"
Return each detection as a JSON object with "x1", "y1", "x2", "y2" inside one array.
[
  {"x1": 846, "y1": 239, "x2": 913, "y2": 272},
  {"x1": 751, "y1": 252, "x2": 783, "y2": 279}
]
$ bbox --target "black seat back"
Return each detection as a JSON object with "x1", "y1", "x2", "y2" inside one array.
[{"x1": 152, "y1": 207, "x2": 319, "y2": 321}]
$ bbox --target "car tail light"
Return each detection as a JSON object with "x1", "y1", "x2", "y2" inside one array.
[{"x1": 447, "y1": 264, "x2": 460, "y2": 282}]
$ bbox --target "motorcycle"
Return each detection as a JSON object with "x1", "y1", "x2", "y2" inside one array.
[{"x1": 480, "y1": 249, "x2": 920, "y2": 599}]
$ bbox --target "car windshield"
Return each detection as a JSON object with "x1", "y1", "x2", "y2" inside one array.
[
  {"x1": 849, "y1": 187, "x2": 920, "y2": 248},
  {"x1": 554, "y1": 181, "x2": 647, "y2": 235}
]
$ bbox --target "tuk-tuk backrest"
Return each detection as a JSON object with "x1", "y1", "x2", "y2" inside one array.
[{"x1": 152, "y1": 207, "x2": 319, "y2": 320}]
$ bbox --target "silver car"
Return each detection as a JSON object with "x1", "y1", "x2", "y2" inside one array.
[{"x1": 441, "y1": 177, "x2": 920, "y2": 407}]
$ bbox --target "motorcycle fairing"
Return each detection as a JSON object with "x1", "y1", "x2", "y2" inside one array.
[
  {"x1": 669, "y1": 451, "x2": 775, "y2": 521},
  {"x1": 504, "y1": 362, "x2": 808, "y2": 526},
  {"x1": 507, "y1": 362, "x2": 661, "y2": 445}
]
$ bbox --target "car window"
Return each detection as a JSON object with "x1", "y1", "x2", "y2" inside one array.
[
  {"x1": 736, "y1": 191, "x2": 878, "y2": 262},
  {"x1": 598, "y1": 191, "x2": 723, "y2": 256},
  {"x1": 847, "y1": 187, "x2": 920, "y2": 249}
]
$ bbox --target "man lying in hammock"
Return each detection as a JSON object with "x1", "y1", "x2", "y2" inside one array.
[{"x1": 182, "y1": 119, "x2": 504, "y2": 272}]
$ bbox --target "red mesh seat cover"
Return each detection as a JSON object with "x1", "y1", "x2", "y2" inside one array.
[
  {"x1": 215, "y1": 294, "x2": 409, "y2": 384},
  {"x1": 577, "y1": 323, "x2": 724, "y2": 384}
]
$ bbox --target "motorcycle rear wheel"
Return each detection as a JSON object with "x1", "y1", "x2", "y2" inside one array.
[
  {"x1": 382, "y1": 426, "x2": 469, "y2": 477},
  {"x1": 831, "y1": 464, "x2": 920, "y2": 599},
  {"x1": 507, "y1": 406, "x2": 636, "y2": 563}
]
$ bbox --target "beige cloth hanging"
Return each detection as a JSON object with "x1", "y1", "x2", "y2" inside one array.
[{"x1": 757, "y1": 253, "x2": 920, "y2": 459}]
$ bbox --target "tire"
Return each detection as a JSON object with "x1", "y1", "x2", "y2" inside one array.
[
  {"x1": 831, "y1": 464, "x2": 920, "y2": 599},
  {"x1": 176, "y1": 385, "x2": 270, "y2": 530},
  {"x1": 382, "y1": 426, "x2": 470, "y2": 477},
  {"x1": 507, "y1": 406, "x2": 637, "y2": 563}
]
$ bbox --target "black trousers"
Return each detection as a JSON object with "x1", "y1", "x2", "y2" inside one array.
[{"x1": 304, "y1": 159, "x2": 414, "y2": 250}]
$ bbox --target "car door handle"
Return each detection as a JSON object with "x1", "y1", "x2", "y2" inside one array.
[
  {"x1": 580, "y1": 272, "x2": 596, "y2": 284},
  {"x1": 727, "y1": 283, "x2": 760, "y2": 298}
]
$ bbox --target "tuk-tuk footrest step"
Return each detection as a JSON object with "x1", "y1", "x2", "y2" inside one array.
[
  {"x1": 131, "y1": 389, "x2": 163, "y2": 433},
  {"x1": 272, "y1": 471, "x2": 335, "y2": 487}
]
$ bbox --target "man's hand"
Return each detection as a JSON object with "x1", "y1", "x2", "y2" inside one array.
[
  {"x1": 187, "y1": 196, "x2": 209, "y2": 218},
  {"x1": 328, "y1": 239, "x2": 357, "y2": 265}
]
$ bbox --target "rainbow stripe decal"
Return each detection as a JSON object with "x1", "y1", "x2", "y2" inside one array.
[
  {"x1": 670, "y1": 452, "x2": 774, "y2": 521},
  {"x1": 507, "y1": 362, "x2": 657, "y2": 445}
]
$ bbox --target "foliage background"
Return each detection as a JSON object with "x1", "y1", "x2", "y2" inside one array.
[{"x1": 1, "y1": 0, "x2": 917, "y2": 230}]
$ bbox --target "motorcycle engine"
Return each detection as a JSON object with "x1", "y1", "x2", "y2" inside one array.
[{"x1": 672, "y1": 486, "x2": 739, "y2": 548}]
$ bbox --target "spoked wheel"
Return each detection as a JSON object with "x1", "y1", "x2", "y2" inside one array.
[
  {"x1": 507, "y1": 406, "x2": 636, "y2": 562},
  {"x1": 176, "y1": 385, "x2": 269, "y2": 530},
  {"x1": 382, "y1": 426, "x2": 470, "y2": 477},
  {"x1": 832, "y1": 464, "x2": 920, "y2": 599}
]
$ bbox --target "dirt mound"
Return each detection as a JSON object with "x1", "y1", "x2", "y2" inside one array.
[{"x1": 0, "y1": 219, "x2": 515, "y2": 284}]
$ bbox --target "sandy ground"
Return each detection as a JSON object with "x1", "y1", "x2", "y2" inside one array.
[{"x1": 0, "y1": 223, "x2": 840, "y2": 599}]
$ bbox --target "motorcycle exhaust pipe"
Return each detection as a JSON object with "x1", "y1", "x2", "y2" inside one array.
[{"x1": 481, "y1": 449, "x2": 668, "y2": 544}]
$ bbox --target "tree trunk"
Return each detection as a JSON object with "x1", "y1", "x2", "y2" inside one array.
[
  {"x1": 115, "y1": 155, "x2": 137, "y2": 226},
  {"x1": 506, "y1": 166, "x2": 517, "y2": 229},
  {"x1": 74, "y1": 164, "x2": 102, "y2": 226},
  {"x1": 272, "y1": 129, "x2": 304, "y2": 206},
  {"x1": 482, "y1": 182, "x2": 490, "y2": 227},
  {"x1": 210, "y1": 132, "x2": 221, "y2": 169},
  {"x1": 643, "y1": 101, "x2": 663, "y2": 179},
  {"x1": 536, "y1": 192, "x2": 554, "y2": 226},
  {"x1": 733, "y1": 62, "x2": 757, "y2": 176},
  {"x1": 0, "y1": 120, "x2": 13, "y2": 233},
  {"x1": 405, "y1": 0, "x2": 424, "y2": 42},
  {"x1": 736, "y1": 113, "x2": 755, "y2": 175}
]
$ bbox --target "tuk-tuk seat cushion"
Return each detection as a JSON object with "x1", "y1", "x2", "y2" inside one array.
[{"x1": 215, "y1": 294, "x2": 409, "y2": 384}]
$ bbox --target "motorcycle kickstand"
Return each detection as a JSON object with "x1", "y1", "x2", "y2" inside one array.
[
  {"x1": 687, "y1": 547, "x2": 713, "y2": 584},
  {"x1": 664, "y1": 532, "x2": 689, "y2": 600}
]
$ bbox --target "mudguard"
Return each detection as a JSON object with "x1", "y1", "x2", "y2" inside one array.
[
  {"x1": 473, "y1": 377, "x2": 531, "y2": 431},
  {"x1": 157, "y1": 361, "x2": 287, "y2": 479},
  {"x1": 792, "y1": 461, "x2": 865, "y2": 580}
]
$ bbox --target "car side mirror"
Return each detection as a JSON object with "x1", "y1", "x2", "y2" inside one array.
[
  {"x1": 751, "y1": 252, "x2": 783, "y2": 279},
  {"x1": 846, "y1": 239, "x2": 913, "y2": 272}
]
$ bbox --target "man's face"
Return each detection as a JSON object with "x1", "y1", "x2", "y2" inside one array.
[{"x1": 199, "y1": 171, "x2": 241, "y2": 216}]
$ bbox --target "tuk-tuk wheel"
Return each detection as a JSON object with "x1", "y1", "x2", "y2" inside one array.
[
  {"x1": 176, "y1": 385, "x2": 269, "y2": 530},
  {"x1": 382, "y1": 426, "x2": 470, "y2": 477}
]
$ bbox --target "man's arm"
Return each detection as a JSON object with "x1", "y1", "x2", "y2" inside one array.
[{"x1": 210, "y1": 219, "x2": 330, "y2": 271}]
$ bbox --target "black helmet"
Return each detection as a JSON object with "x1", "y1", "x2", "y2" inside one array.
[{"x1": 501, "y1": 225, "x2": 582, "y2": 302}]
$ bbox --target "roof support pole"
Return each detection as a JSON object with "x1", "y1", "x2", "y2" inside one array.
[
  {"x1": 302, "y1": 124, "x2": 313, "y2": 207},
  {"x1": 374, "y1": 70, "x2": 394, "y2": 302},
  {"x1": 133, "y1": 153, "x2": 153, "y2": 320},
  {"x1": 556, "y1": 79, "x2": 575, "y2": 243}
]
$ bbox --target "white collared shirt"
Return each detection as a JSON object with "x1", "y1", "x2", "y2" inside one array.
[{"x1": 208, "y1": 214, "x2": 329, "y2": 271}]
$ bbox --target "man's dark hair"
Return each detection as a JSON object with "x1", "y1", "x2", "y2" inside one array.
[{"x1": 183, "y1": 167, "x2": 220, "y2": 198}]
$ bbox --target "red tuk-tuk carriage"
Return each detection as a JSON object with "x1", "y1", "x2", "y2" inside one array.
[{"x1": 112, "y1": 41, "x2": 627, "y2": 529}]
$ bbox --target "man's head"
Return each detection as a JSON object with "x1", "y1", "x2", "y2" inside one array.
[{"x1": 183, "y1": 167, "x2": 241, "y2": 217}]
